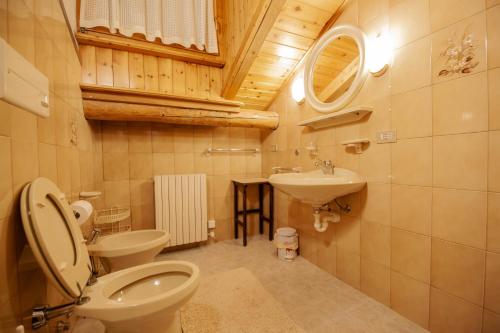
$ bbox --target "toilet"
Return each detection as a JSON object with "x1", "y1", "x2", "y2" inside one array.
[
  {"x1": 20, "y1": 177, "x2": 199, "y2": 333},
  {"x1": 87, "y1": 229, "x2": 170, "y2": 272}
]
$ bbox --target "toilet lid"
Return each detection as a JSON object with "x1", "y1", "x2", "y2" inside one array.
[{"x1": 20, "y1": 177, "x2": 91, "y2": 299}]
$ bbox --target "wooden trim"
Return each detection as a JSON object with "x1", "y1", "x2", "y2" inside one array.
[
  {"x1": 221, "y1": 0, "x2": 287, "y2": 99},
  {"x1": 76, "y1": 30, "x2": 226, "y2": 68},
  {"x1": 82, "y1": 100, "x2": 279, "y2": 129},
  {"x1": 80, "y1": 84, "x2": 243, "y2": 112}
]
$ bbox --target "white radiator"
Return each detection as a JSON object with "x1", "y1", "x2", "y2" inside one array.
[{"x1": 154, "y1": 174, "x2": 208, "y2": 247}]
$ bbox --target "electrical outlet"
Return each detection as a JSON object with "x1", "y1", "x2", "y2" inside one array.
[{"x1": 376, "y1": 130, "x2": 397, "y2": 143}]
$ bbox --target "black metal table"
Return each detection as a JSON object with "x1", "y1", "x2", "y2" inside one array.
[{"x1": 232, "y1": 178, "x2": 274, "y2": 246}]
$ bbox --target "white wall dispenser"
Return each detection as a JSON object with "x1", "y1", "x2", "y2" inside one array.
[{"x1": 0, "y1": 37, "x2": 50, "y2": 117}]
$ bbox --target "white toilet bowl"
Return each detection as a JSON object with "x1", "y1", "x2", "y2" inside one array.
[
  {"x1": 87, "y1": 229, "x2": 170, "y2": 272},
  {"x1": 20, "y1": 177, "x2": 200, "y2": 333},
  {"x1": 76, "y1": 260, "x2": 199, "y2": 333}
]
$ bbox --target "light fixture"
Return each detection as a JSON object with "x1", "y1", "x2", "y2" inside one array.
[
  {"x1": 291, "y1": 75, "x2": 305, "y2": 104},
  {"x1": 368, "y1": 32, "x2": 392, "y2": 77}
]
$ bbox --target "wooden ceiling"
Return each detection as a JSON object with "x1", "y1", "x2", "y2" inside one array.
[{"x1": 233, "y1": 0, "x2": 345, "y2": 110}]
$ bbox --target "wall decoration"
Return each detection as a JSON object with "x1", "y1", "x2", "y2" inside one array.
[{"x1": 438, "y1": 30, "x2": 479, "y2": 77}]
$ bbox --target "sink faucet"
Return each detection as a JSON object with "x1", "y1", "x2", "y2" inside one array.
[{"x1": 314, "y1": 159, "x2": 335, "y2": 175}]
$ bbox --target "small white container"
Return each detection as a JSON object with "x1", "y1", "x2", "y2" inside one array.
[{"x1": 274, "y1": 227, "x2": 299, "y2": 261}]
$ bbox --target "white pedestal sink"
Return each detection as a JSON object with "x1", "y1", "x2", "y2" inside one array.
[{"x1": 268, "y1": 168, "x2": 365, "y2": 231}]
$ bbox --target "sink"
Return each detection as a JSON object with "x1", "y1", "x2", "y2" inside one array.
[{"x1": 268, "y1": 168, "x2": 365, "y2": 207}]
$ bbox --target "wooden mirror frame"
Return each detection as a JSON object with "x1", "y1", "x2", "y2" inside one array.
[{"x1": 304, "y1": 24, "x2": 368, "y2": 113}]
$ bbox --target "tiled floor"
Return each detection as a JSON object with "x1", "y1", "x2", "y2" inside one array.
[{"x1": 158, "y1": 236, "x2": 429, "y2": 333}]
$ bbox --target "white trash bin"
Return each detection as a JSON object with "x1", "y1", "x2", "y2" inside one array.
[{"x1": 274, "y1": 227, "x2": 299, "y2": 261}]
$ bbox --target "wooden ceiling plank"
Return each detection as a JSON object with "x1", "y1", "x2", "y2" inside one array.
[{"x1": 317, "y1": 56, "x2": 359, "y2": 100}]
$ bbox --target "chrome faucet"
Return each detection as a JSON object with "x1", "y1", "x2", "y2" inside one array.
[
  {"x1": 314, "y1": 159, "x2": 335, "y2": 175},
  {"x1": 87, "y1": 228, "x2": 101, "y2": 245}
]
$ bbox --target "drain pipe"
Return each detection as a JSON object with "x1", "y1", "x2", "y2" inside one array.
[{"x1": 313, "y1": 207, "x2": 341, "y2": 232}]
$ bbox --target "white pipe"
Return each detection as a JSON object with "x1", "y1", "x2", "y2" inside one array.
[
  {"x1": 313, "y1": 210, "x2": 341, "y2": 232},
  {"x1": 313, "y1": 212, "x2": 328, "y2": 232}
]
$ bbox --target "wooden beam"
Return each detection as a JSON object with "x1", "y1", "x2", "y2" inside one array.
[
  {"x1": 80, "y1": 84, "x2": 243, "y2": 113},
  {"x1": 76, "y1": 30, "x2": 225, "y2": 68},
  {"x1": 317, "y1": 56, "x2": 359, "y2": 101},
  {"x1": 222, "y1": 0, "x2": 287, "y2": 99},
  {"x1": 82, "y1": 100, "x2": 279, "y2": 129}
]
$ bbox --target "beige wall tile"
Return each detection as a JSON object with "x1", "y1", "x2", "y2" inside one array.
[
  {"x1": 431, "y1": 12, "x2": 487, "y2": 84},
  {"x1": 152, "y1": 153, "x2": 174, "y2": 175},
  {"x1": 0, "y1": 137, "x2": 12, "y2": 220},
  {"x1": 102, "y1": 122, "x2": 128, "y2": 153},
  {"x1": 194, "y1": 127, "x2": 212, "y2": 153},
  {"x1": 174, "y1": 153, "x2": 194, "y2": 174},
  {"x1": 131, "y1": 204, "x2": 155, "y2": 230},
  {"x1": 432, "y1": 72, "x2": 488, "y2": 135},
  {"x1": 488, "y1": 192, "x2": 500, "y2": 253},
  {"x1": 361, "y1": 220, "x2": 391, "y2": 266},
  {"x1": 11, "y1": 107, "x2": 37, "y2": 143},
  {"x1": 489, "y1": 68, "x2": 500, "y2": 130},
  {"x1": 391, "y1": 37, "x2": 431, "y2": 95},
  {"x1": 432, "y1": 188, "x2": 487, "y2": 249},
  {"x1": 391, "y1": 228, "x2": 431, "y2": 283},
  {"x1": 129, "y1": 153, "x2": 153, "y2": 180},
  {"x1": 391, "y1": 86, "x2": 432, "y2": 139},
  {"x1": 7, "y1": 0, "x2": 35, "y2": 64},
  {"x1": 38, "y1": 143, "x2": 57, "y2": 184},
  {"x1": 487, "y1": 0, "x2": 500, "y2": 7},
  {"x1": 335, "y1": 216, "x2": 361, "y2": 254},
  {"x1": 429, "y1": 287, "x2": 483, "y2": 333},
  {"x1": 487, "y1": 5, "x2": 500, "y2": 69},
  {"x1": 104, "y1": 180, "x2": 130, "y2": 207},
  {"x1": 173, "y1": 126, "x2": 194, "y2": 153},
  {"x1": 361, "y1": 183, "x2": 391, "y2": 225},
  {"x1": 129, "y1": 180, "x2": 153, "y2": 206},
  {"x1": 483, "y1": 309, "x2": 500, "y2": 333},
  {"x1": 391, "y1": 185, "x2": 432, "y2": 235},
  {"x1": 56, "y1": 146, "x2": 71, "y2": 195},
  {"x1": 152, "y1": 124, "x2": 174, "y2": 153},
  {"x1": 361, "y1": 259, "x2": 390, "y2": 305},
  {"x1": 336, "y1": 250, "x2": 361, "y2": 289},
  {"x1": 485, "y1": 251, "x2": 500, "y2": 313},
  {"x1": 316, "y1": 227, "x2": 336, "y2": 275},
  {"x1": 489, "y1": 131, "x2": 500, "y2": 192},
  {"x1": 431, "y1": 239, "x2": 485, "y2": 305},
  {"x1": 358, "y1": 0, "x2": 388, "y2": 26},
  {"x1": 103, "y1": 152, "x2": 129, "y2": 181},
  {"x1": 433, "y1": 132, "x2": 488, "y2": 191},
  {"x1": 389, "y1": 0, "x2": 430, "y2": 48},
  {"x1": 0, "y1": 100, "x2": 12, "y2": 137},
  {"x1": 390, "y1": 271, "x2": 430, "y2": 329},
  {"x1": 359, "y1": 144, "x2": 391, "y2": 183},
  {"x1": 128, "y1": 123, "x2": 152, "y2": 153},
  {"x1": 11, "y1": 140, "x2": 38, "y2": 194},
  {"x1": 429, "y1": 0, "x2": 485, "y2": 31},
  {"x1": 391, "y1": 137, "x2": 432, "y2": 186}
]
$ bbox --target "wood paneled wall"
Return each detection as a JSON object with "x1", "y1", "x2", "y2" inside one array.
[
  {"x1": 219, "y1": 0, "x2": 265, "y2": 89},
  {"x1": 80, "y1": 45, "x2": 223, "y2": 100}
]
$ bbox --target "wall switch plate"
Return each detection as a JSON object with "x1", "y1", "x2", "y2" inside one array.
[
  {"x1": 376, "y1": 130, "x2": 397, "y2": 143},
  {"x1": 208, "y1": 219, "x2": 216, "y2": 228},
  {"x1": 271, "y1": 144, "x2": 278, "y2": 152}
]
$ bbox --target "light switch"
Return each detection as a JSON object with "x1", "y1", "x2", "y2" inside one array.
[{"x1": 376, "y1": 130, "x2": 397, "y2": 143}]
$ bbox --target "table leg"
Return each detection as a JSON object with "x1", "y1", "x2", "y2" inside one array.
[
  {"x1": 243, "y1": 184, "x2": 248, "y2": 246},
  {"x1": 258, "y1": 183, "x2": 264, "y2": 234},
  {"x1": 233, "y1": 183, "x2": 238, "y2": 239},
  {"x1": 269, "y1": 184, "x2": 274, "y2": 241}
]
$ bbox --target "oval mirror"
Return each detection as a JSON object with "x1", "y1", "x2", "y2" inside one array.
[{"x1": 305, "y1": 25, "x2": 368, "y2": 113}]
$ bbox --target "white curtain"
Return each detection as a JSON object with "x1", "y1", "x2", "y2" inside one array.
[{"x1": 80, "y1": 0, "x2": 219, "y2": 53}]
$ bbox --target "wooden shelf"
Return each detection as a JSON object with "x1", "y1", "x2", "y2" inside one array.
[
  {"x1": 298, "y1": 106, "x2": 372, "y2": 129},
  {"x1": 80, "y1": 84, "x2": 279, "y2": 129},
  {"x1": 76, "y1": 30, "x2": 225, "y2": 68}
]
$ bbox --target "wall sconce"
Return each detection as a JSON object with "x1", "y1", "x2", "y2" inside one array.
[
  {"x1": 368, "y1": 32, "x2": 392, "y2": 77},
  {"x1": 291, "y1": 75, "x2": 305, "y2": 104}
]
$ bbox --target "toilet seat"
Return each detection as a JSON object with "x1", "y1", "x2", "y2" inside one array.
[
  {"x1": 20, "y1": 178, "x2": 199, "y2": 314},
  {"x1": 20, "y1": 178, "x2": 91, "y2": 299}
]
